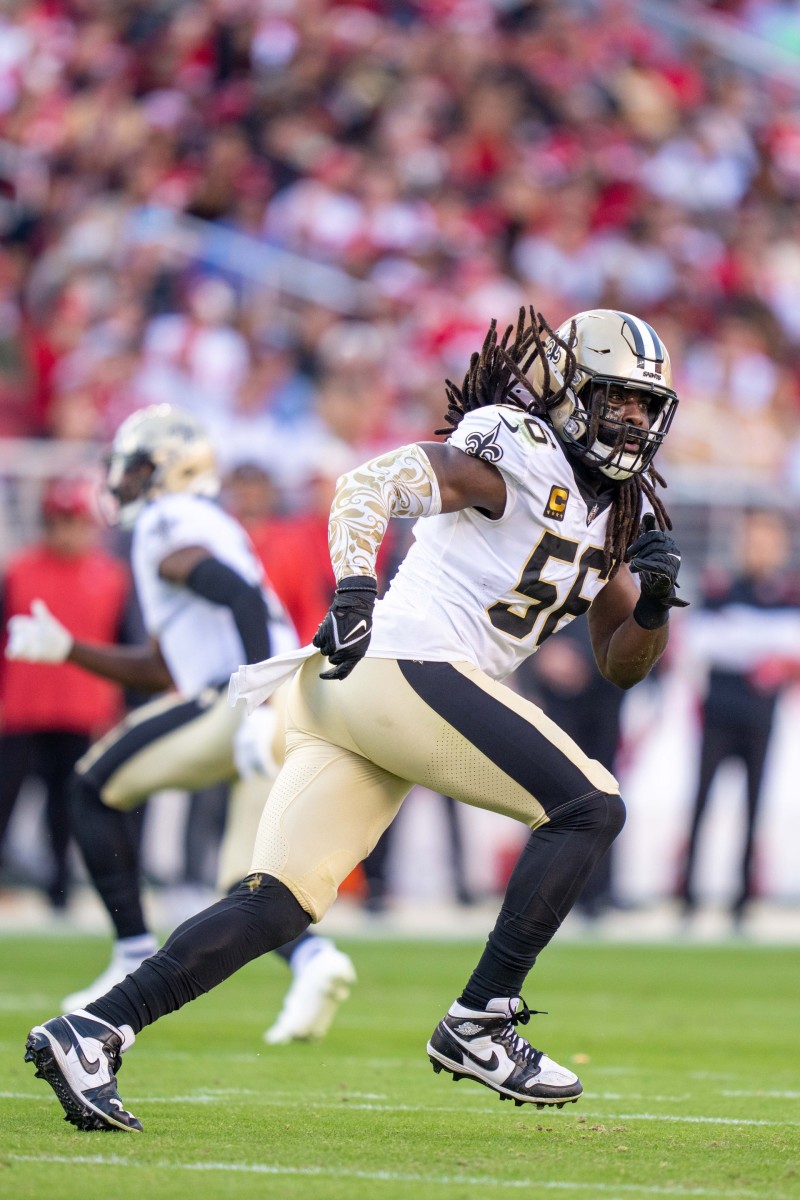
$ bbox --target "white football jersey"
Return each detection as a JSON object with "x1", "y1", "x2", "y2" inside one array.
[
  {"x1": 132, "y1": 492, "x2": 297, "y2": 695},
  {"x1": 368, "y1": 405, "x2": 614, "y2": 681}
]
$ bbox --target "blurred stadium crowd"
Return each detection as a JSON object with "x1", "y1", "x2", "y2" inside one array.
[
  {"x1": 2, "y1": 0, "x2": 800, "y2": 505},
  {"x1": 1, "y1": 0, "x2": 800, "y2": 920}
]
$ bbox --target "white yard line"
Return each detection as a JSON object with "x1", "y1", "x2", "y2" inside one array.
[
  {"x1": 582, "y1": 1112, "x2": 797, "y2": 1127},
  {"x1": 5, "y1": 1154, "x2": 775, "y2": 1197},
  {"x1": 3, "y1": 1090, "x2": 799, "y2": 1127}
]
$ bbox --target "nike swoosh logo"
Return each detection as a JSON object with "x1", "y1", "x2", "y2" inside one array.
[
  {"x1": 65, "y1": 1025, "x2": 102, "y2": 1075},
  {"x1": 457, "y1": 1043, "x2": 500, "y2": 1072},
  {"x1": 338, "y1": 619, "x2": 369, "y2": 648}
]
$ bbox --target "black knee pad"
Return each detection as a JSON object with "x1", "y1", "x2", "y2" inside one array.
[
  {"x1": 549, "y1": 789, "x2": 626, "y2": 841},
  {"x1": 595, "y1": 790, "x2": 627, "y2": 841}
]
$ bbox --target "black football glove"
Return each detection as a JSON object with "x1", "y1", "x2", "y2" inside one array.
[
  {"x1": 625, "y1": 513, "x2": 689, "y2": 629},
  {"x1": 313, "y1": 576, "x2": 378, "y2": 680}
]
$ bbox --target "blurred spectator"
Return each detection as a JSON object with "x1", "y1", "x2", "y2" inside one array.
[
  {"x1": 667, "y1": 304, "x2": 795, "y2": 481},
  {"x1": 0, "y1": 475, "x2": 129, "y2": 907},
  {"x1": 140, "y1": 275, "x2": 250, "y2": 423},
  {"x1": 234, "y1": 458, "x2": 338, "y2": 646},
  {"x1": 206, "y1": 336, "x2": 323, "y2": 505},
  {"x1": 677, "y1": 508, "x2": 800, "y2": 923}
]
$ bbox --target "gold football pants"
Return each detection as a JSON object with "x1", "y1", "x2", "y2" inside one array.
[
  {"x1": 75, "y1": 686, "x2": 284, "y2": 891},
  {"x1": 250, "y1": 655, "x2": 619, "y2": 921}
]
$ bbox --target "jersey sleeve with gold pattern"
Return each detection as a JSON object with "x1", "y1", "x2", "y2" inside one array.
[{"x1": 328, "y1": 443, "x2": 442, "y2": 582}]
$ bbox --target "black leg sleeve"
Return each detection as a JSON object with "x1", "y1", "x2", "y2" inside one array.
[
  {"x1": 271, "y1": 931, "x2": 316, "y2": 964},
  {"x1": 460, "y1": 790, "x2": 626, "y2": 1010},
  {"x1": 70, "y1": 773, "x2": 149, "y2": 940},
  {"x1": 224, "y1": 878, "x2": 315, "y2": 965},
  {"x1": 87, "y1": 874, "x2": 311, "y2": 1033}
]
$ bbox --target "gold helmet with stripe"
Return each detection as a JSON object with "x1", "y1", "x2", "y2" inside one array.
[
  {"x1": 528, "y1": 309, "x2": 679, "y2": 481},
  {"x1": 106, "y1": 404, "x2": 219, "y2": 528}
]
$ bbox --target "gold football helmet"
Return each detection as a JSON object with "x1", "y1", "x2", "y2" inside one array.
[
  {"x1": 527, "y1": 309, "x2": 678, "y2": 481},
  {"x1": 105, "y1": 404, "x2": 219, "y2": 528}
]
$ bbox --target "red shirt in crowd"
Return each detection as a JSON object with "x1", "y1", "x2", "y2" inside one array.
[
  {"x1": 249, "y1": 515, "x2": 334, "y2": 646},
  {"x1": 0, "y1": 545, "x2": 129, "y2": 735},
  {"x1": 249, "y1": 515, "x2": 395, "y2": 646}
]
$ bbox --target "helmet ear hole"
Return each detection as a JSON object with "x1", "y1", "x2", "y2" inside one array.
[{"x1": 564, "y1": 414, "x2": 587, "y2": 441}]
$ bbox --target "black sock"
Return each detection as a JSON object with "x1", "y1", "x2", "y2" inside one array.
[
  {"x1": 87, "y1": 874, "x2": 311, "y2": 1033},
  {"x1": 70, "y1": 774, "x2": 148, "y2": 939},
  {"x1": 460, "y1": 790, "x2": 626, "y2": 1009}
]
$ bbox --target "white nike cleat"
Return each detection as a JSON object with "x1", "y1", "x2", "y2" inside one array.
[
  {"x1": 61, "y1": 942, "x2": 157, "y2": 1011},
  {"x1": 25, "y1": 1010, "x2": 141, "y2": 1132},
  {"x1": 264, "y1": 943, "x2": 357, "y2": 1045},
  {"x1": 427, "y1": 996, "x2": 582, "y2": 1108}
]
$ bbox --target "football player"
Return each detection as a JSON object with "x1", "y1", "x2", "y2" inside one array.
[
  {"x1": 7, "y1": 405, "x2": 355, "y2": 1044},
  {"x1": 24, "y1": 309, "x2": 687, "y2": 1132}
]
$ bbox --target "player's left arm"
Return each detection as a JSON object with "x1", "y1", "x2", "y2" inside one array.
[
  {"x1": 588, "y1": 515, "x2": 687, "y2": 689},
  {"x1": 159, "y1": 546, "x2": 271, "y2": 665},
  {"x1": 587, "y1": 564, "x2": 669, "y2": 689}
]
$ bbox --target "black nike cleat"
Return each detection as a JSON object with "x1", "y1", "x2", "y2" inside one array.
[
  {"x1": 427, "y1": 996, "x2": 582, "y2": 1108},
  {"x1": 25, "y1": 1011, "x2": 142, "y2": 1132}
]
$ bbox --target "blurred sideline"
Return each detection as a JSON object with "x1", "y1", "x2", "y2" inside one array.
[
  {"x1": 3, "y1": 685, "x2": 799, "y2": 946},
  {"x1": 2, "y1": 883, "x2": 799, "y2": 946}
]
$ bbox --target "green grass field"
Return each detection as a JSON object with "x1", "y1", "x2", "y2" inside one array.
[{"x1": 1, "y1": 933, "x2": 798, "y2": 1200}]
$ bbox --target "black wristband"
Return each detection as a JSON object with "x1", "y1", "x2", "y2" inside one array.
[
  {"x1": 336, "y1": 576, "x2": 378, "y2": 595},
  {"x1": 632, "y1": 593, "x2": 670, "y2": 630}
]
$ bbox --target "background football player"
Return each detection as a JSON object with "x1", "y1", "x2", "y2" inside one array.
[
  {"x1": 7, "y1": 404, "x2": 355, "y2": 1044},
  {"x1": 24, "y1": 308, "x2": 687, "y2": 1133}
]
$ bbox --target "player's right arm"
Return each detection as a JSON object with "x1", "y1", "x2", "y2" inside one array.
[
  {"x1": 327, "y1": 441, "x2": 505, "y2": 586},
  {"x1": 5, "y1": 599, "x2": 173, "y2": 692},
  {"x1": 314, "y1": 440, "x2": 506, "y2": 679}
]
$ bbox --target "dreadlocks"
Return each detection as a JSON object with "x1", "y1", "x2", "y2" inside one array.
[{"x1": 437, "y1": 306, "x2": 673, "y2": 577}]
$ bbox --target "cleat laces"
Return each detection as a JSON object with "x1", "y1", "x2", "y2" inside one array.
[{"x1": 497, "y1": 1000, "x2": 548, "y2": 1073}]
